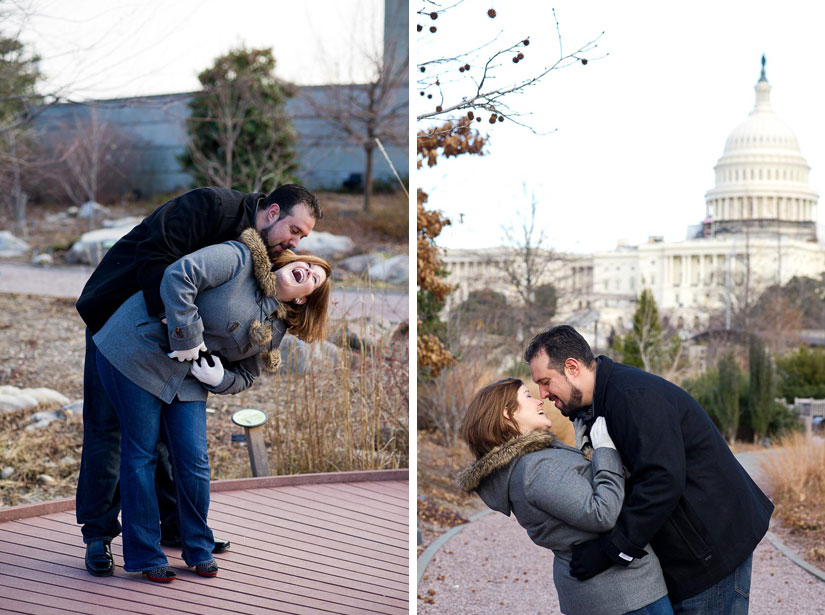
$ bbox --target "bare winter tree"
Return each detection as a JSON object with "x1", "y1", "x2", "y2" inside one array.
[
  {"x1": 46, "y1": 109, "x2": 137, "y2": 204},
  {"x1": 306, "y1": 34, "x2": 408, "y2": 212},
  {"x1": 489, "y1": 188, "x2": 573, "y2": 346}
]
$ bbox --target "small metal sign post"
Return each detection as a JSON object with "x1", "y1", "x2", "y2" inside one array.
[{"x1": 231, "y1": 408, "x2": 270, "y2": 477}]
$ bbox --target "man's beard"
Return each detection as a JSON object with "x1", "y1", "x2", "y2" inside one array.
[
  {"x1": 557, "y1": 382, "x2": 584, "y2": 417},
  {"x1": 258, "y1": 223, "x2": 285, "y2": 257}
]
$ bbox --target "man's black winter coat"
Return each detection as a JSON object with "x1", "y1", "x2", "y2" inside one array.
[
  {"x1": 589, "y1": 356, "x2": 773, "y2": 602},
  {"x1": 76, "y1": 187, "x2": 262, "y2": 334}
]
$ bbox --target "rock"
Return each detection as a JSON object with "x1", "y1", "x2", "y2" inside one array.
[
  {"x1": 102, "y1": 215, "x2": 142, "y2": 229},
  {"x1": 278, "y1": 333, "x2": 343, "y2": 374},
  {"x1": 32, "y1": 252, "x2": 54, "y2": 266},
  {"x1": 77, "y1": 200, "x2": 109, "y2": 219},
  {"x1": 37, "y1": 474, "x2": 56, "y2": 486},
  {"x1": 0, "y1": 230, "x2": 29, "y2": 257},
  {"x1": 0, "y1": 386, "x2": 70, "y2": 413},
  {"x1": 337, "y1": 253, "x2": 384, "y2": 274},
  {"x1": 1, "y1": 467, "x2": 14, "y2": 480},
  {"x1": 0, "y1": 389, "x2": 40, "y2": 413},
  {"x1": 66, "y1": 224, "x2": 135, "y2": 265},
  {"x1": 367, "y1": 254, "x2": 408, "y2": 284},
  {"x1": 328, "y1": 316, "x2": 400, "y2": 350},
  {"x1": 25, "y1": 410, "x2": 61, "y2": 431},
  {"x1": 45, "y1": 211, "x2": 72, "y2": 223},
  {"x1": 61, "y1": 400, "x2": 84, "y2": 416},
  {"x1": 296, "y1": 231, "x2": 355, "y2": 259},
  {"x1": 20, "y1": 387, "x2": 70, "y2": 406},
  {"x1": 59, "y1": 456, "x2": 77, "y2": 465}
]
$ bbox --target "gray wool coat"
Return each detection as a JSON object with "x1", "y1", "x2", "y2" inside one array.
[
  {"x1": 94, "y1": 228, "x2": 287, "y2": 404},
  {"x1": 459, "y1": 431, "x2": 668, "y2": 615}
]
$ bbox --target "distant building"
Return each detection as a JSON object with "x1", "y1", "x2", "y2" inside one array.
[
  {"x1": 31, "y1": 0, "x2": 408, "y2": 198},
  {"x1": 443, "y1": 58, "x2": 825, "y2": 345}
]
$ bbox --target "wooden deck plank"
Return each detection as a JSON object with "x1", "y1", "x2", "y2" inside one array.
[
  {"x1": 2, "y1": 519, "x2": 407, "y2": 586},
  {"x1": 234, "y1": 483, "x2": 409, "y2": 523},
  {"x1": 0, "y1": 476, "x2": 409, "y2": 615},
  {"x1": 1, "y1": 519, "x2": 408, "y2": 595},
  {"x1": 212, "y1": 489, "x2": 407, "y2": 538},
  {"x1": 0, "y1": 587, "x2": 89, "y2": 615},
  {"x1": 5, "y1": 519, "x2": 408, "y2": 603},
  {"x1": 0, "y1": 542, "x2": 405, "y2": 614},
  {"x1": 0, "y1": 551, "x2": 403, "y2": 615},
  {"x1": 207, "y1": 501, "x2": 408, "y2": 553},
  {"x1": 286, "y1": 482, "x2": 409, "y2": 510}
]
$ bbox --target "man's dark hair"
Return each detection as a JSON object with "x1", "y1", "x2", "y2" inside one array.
[
  {"x1": 524, "y1": 325, "x2": 595, "y2": 372},
  {"x1": 263, "y1": 184, "x2": 323, "y2": 220}
]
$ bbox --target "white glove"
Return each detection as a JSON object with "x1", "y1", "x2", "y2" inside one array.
[
  {"x1": 590, "y1": 417, "x2": 617, "y2": 450},
  {"x1": 574, "y1": 418, "x2": 590, "y2": 450},
  {"x1": 190, "y1": 353, "x2": 224, "y2": 387},
  {"x1": 167, "y1": 342, "x2": 207, "y2": 362}
]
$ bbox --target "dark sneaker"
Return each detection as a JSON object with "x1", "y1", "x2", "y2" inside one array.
[
  {"x1": 143, "y1": 566, "x2": 176, "y2": 583},
  {"x1": 194, "y1": 560, "x2": 218, "y2": 577}
]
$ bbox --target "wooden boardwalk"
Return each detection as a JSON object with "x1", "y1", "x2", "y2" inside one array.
[{"x1": 0, "y1": 469, "x2": 409, "y2": 615}]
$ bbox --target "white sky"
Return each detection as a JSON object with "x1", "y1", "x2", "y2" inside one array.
[
  {"x1": 13, "y1": 0, "x2": 385, "y2": 100},
  {"x1": 416, "y1": 2, "x2": 825, "y2": 254}
]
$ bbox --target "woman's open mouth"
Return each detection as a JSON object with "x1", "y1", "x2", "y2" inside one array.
[{"x1": 292, "y1": 268, "x2": 306, "y2": 283}]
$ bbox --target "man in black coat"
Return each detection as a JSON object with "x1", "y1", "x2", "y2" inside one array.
[
  {"x1": 525, "y1": 325, "x2": 773, "y2": 614},
  {"x1": 75, "y1": 184, "x2": 322, "y2": 576}
]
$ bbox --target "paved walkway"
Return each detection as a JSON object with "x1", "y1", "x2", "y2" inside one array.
[
  {"x1": 418, "y1": 451, "x2": 825, "y2": 614},
  {"x1": 0, "y1": 262, "x2": 409, "y2": 322}
]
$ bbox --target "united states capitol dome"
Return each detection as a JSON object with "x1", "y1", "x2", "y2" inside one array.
[{"x1": 705, "y1": 56, "x2": 817, "y2": 240}]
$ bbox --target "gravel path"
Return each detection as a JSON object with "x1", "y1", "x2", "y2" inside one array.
[{"x1": 418, "y1": 452, "x2": 825, "y2": 614}]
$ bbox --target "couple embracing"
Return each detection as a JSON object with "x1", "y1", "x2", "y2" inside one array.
[
  {"x1": 459, "y1": 325, "x2": 773, "y2": 615},
  {"x1": 75, "y1": 184, "x2": 331, "y2": 582}
]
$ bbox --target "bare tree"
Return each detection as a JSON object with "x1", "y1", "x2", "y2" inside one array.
[
  {"x1": 306, "y1": 36, "x2": 408, "y2": 212},
  {"x1": 489, "y1": 189, "x2": 574, "y2": 345},
  {"x1": 44, "y1": 108, "x2": 139, "y2": 211}
]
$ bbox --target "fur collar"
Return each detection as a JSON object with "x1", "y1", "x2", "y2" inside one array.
[
  {"x1": 458, "y1": 430, "x2": 563, "y2": 493},
  {"x1": 238, "y1": 228, "x2": 287, "y2": 372},
  {"x1": 239, "y1": 228, "x2": 278, "y2": 297}
]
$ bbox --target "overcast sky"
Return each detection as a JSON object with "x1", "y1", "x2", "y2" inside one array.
[
  {"x1": 14, "y1": 0, "x2": 385, "y2": 100},
  {"x1": 417, "y1": 2, "x2": 825, "y2": 254}
]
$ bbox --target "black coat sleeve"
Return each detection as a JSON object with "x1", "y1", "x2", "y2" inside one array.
[
  {"x1": 604, "y1": 387, "x2": 686, "y2": 558},
  {"x1": 134, "y1": 189, "x2": 225, "y2": 318}
]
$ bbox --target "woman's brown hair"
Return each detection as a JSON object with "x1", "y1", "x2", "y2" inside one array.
[
  {"x1": 271, "y1": 251, "x2": 332, "y2": 343},
  {"x1": 460, "y1": 377, "x2": 523, "y2": 459}
]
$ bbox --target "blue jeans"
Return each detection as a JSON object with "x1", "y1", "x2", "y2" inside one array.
[
  {"x1": 76, "y1": 329, "x2": 178, "y2": 543},
  {"x1": 671, "y1": 554, "x2": 752, "y2": 615},
  {"x1": 626, "y1": 595, "x2": 674, "y2": 615},
  {"x1": 96, "y1": 348, "x2": 214, "y2": 572}
]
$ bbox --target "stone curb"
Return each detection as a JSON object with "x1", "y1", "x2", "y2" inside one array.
[
  {"x1": 763, "y1": 530, "x2": 825, "y2": 582},
  {"x1": 417, "y1": 509, "x2": 493, "y2": 586}
]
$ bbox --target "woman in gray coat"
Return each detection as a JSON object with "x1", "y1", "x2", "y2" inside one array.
[
  {"x1": 93, "y1": 228, "x2": 331, "y2": 582},
  {"x1": 458, "y1": 378, "x2": 672, "y2": 615}
]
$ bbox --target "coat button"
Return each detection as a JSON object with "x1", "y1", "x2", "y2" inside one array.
[
  {"x1": 228, "y1": 322, "x2": 240, "y2": 332},
  {"x1": 175, "y1": 328, "x2": 183, "y2": 338},
  {"x1": 242, "y1": 343, "x2": 252, "y2": 353}
]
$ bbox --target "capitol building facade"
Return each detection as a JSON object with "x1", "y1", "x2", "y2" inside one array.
[{"x1": 442, "y1": 59, "x2": 825, "y2": 344}]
